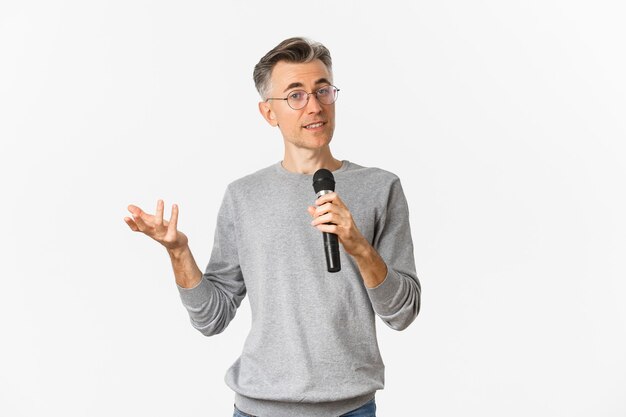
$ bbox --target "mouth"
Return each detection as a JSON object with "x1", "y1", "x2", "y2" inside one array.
[{"x1": 303, "y1": 121, "x2": 326, "y2": 130}]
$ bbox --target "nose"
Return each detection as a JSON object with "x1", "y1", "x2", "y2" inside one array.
[{"x1": 305, "y1": 93, "x2": 323, "y2": 114}]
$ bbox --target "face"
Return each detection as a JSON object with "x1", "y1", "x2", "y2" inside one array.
[{"x1": 258, "y1": 60, "x2": 336, "y2": 151}]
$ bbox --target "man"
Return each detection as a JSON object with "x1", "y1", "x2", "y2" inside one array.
[{"x1": 124, "y1": 37, "x2": 421, "y2": 417}]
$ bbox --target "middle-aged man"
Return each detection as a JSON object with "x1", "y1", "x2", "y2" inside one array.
[{"x1": 124, "y1": 37, "x2": 421, "y2": 417}]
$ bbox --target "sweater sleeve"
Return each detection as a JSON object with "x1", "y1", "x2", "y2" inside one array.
[
  {"x1": 366, "y1": 177, "x2": 421, "y2": 331},
  {"x1": 177, "y1": 187, "x2": 246, "y2": 336}
]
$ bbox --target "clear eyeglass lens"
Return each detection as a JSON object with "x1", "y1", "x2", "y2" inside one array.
[
  {"x1": 288, "y1": 91, "x2": 308, "y2": 109},
  {"x1": 316, "y1": 86, "x2": 337, "y2": 104}
]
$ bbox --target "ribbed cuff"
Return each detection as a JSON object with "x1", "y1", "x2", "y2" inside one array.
[
  {"x1": 177, "y1": 277, "x2": 211, "y2": 308},
  {"x1": 365, "y1": 268, "x2": 402, "y2": 315}
]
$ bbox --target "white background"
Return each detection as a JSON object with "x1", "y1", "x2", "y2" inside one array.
[{"x1": 1, "y1": 1, "x2": 625, "y2": 416}]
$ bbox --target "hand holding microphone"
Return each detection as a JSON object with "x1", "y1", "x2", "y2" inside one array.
[
  {"x1": 309, "y1": 169, "x2": 373, "y2": 274},
  {"x1": 312, "y1": 169, "x2": 341, "y2": 272}
]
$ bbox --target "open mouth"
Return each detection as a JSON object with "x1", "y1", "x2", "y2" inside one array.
[{"x1": 303, "y1": 121, "x2": 326, "y2": 129}]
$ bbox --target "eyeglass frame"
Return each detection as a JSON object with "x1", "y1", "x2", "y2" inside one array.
[{"x1": 264, "y1": 85, "x2": 341, "y2": 110}]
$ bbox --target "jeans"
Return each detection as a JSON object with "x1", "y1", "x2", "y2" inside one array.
[
  {"x1": 232, "y1": 398, "x2": 376, "y2": 417},
  {"x1": 339, "y1": 398, "x2": 376, "y2": 417}
]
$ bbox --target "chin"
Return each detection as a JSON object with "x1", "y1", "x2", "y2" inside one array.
[
  {"x1": 307, "y1": 134, "x2": 333, "y2": 149},
  {"x1": 286, "y1": 129, "x2": 334, "y2": 150}
]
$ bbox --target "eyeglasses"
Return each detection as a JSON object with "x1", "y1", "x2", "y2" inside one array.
[{"x1": 265, "y1": 85, "x2": 340, "y2": 110}]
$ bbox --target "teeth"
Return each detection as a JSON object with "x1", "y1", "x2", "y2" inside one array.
[{"x1": 305, "y1": 122, "x2": 324, "y2": 129}]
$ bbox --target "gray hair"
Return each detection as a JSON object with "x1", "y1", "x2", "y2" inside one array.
[{"x1": 253, "y1": 37, "x2": 333, "y2": 100}]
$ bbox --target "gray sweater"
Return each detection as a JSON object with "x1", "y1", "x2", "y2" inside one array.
[{"x1": 178, "y1": 161, "x2": 421, "y2": 417}]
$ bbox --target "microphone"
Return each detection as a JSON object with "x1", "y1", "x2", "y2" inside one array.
[{"x1": 312, "y1": 169, "x2": 341, "y2": 273}]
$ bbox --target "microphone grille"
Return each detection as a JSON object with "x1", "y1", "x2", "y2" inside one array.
[{"x1": 313, "y1": 168, "x2": 335, "y2": 193}]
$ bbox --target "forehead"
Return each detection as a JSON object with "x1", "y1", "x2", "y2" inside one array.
[{"x1": 270, "y1": 60, "x2": 332, "y2": 91}]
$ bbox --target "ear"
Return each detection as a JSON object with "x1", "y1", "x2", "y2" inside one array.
[{"x1": 258, "y1": 101, "x2": 278, "y2": 127}]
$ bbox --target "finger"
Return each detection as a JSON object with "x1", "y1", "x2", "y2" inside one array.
[
  {"x1": 128, "y1": 204, "x2": 149, "y2": 222},
  {"x1": 155, "y1": 199, "x2": 164, "y2": 226},
  {"x1": 315, "y1": 223, "x2": 338, "y2": 234},
  {"x1": 315, "y1": 192, "x2": 337, "y2": 206},
  {"x1": 124, "y1": 217, "x2": 140, "y2": 232},
  {"x1": 128, "y1": 204, "x2": 141, "y2": 215},
  {"x1": 311, "y1": 212, "x2": 335, "y2": 226},
  {"x1": 127, "y1": 205, "x2": 149, "y2": 231},
  {"x1": 328, "y1": 193, "x2": 346, "y2": 208},
  {"x1": 307, "y1": 206, "x2": 316, "y2": 218},
  {"x1": 168, "y1": 203, "x2": 179, "y2": 233},
  {"x1": 131, "y1": 208, "x2": 150, "y2": 230},
  {"x1": 315, "y1": 202, "x2": 337, "y2": 217}
]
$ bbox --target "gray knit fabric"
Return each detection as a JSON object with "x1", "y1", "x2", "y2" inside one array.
[{"x1": 178, "y1": 161, "x2": 420, "y2": 417}]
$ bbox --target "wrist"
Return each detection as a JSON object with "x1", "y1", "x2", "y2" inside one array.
[
  {"x1": 350, "y1": 242, "x2": 388, "y2": 288},
  {"x1": 167, "y1": 244, "x2": 190, "y2": 260},
  {"x1": 351, "y1": 238, "x2": 374, "y2": 261}
]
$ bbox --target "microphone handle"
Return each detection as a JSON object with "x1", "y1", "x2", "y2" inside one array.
[
  {"x1": 323, "y1": 231, "x2": 341, "y2": 273},
  {"x1": 316, "y1": 189, "x2": 341, "y2": 273}
]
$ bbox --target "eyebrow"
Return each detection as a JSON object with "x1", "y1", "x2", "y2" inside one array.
[{"x1": 282, "y1": 78, "x2": 332, "y2": 93}]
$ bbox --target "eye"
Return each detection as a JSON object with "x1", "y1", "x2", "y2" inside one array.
[
  {"x1": 317, "y1": 87, "x2": 330, "y2": 96},
  {"x1": 289, "y1": 91, "x2": 305, "y2": 100}
]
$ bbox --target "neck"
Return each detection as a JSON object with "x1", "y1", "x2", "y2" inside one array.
[{"x1": 281, "y1": 146, "x2": 342, "y2": 175}]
